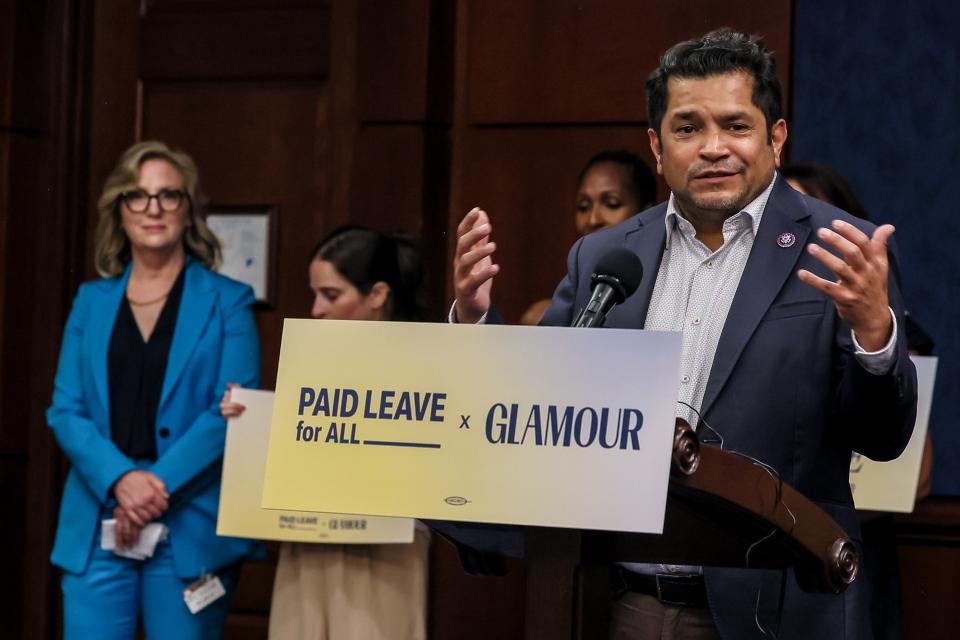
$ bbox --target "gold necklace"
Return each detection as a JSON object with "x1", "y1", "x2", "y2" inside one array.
[{"x1": 126, "y1": 291, "x2": 170, "y2": 306}]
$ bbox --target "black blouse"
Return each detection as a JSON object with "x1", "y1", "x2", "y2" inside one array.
[{"x1": 108, "y1": 269, "x2": 186, "y2": 460}]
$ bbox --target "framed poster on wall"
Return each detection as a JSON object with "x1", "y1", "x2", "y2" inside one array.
[{"x1": 206, "y1": 205, "x2": 277, "y2": 307}]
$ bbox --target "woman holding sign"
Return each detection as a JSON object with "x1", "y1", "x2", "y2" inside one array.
[
  {"x1": 222, "y1": 226, "x2": 429, "y2": 640},
  {"x1": 47, "y1": 141, "x2": 262, "y2": 639}
]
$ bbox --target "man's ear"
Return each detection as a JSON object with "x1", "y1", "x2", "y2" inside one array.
[
  {"x1": 647, "y1": 128, "x2": 663, "y2": 175},
  {"x1": 770, "y1": 118, "x2": 788, "y2": 168}
]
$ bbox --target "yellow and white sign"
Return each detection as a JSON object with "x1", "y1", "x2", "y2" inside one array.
[
  {"x1": 217, "y1": 388, "x2": 414, "y2": 543},
  {"x1": 261, "y1": 320, "x2": 682, "y2": 534},
  {"x1": 850, "y1": 356, "x2": 938, "y2": 512}
]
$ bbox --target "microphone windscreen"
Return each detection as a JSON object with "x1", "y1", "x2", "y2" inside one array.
[{"x1": 594, "y1": 248, "x2": 644, "y2": 297}]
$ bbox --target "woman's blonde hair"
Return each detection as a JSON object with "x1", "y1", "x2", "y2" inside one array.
[{"x1": 94, "y1": 140, "x2": 222, "y2": 277}]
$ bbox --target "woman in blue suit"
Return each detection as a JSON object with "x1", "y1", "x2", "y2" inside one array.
[{"x1": 47, "y1": 140, "x2": 261, "y2": 639}]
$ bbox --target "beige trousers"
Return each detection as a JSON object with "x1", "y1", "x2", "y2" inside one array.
[{"x1": 268, "y1": 530, "x2": 429, "y2": 640}]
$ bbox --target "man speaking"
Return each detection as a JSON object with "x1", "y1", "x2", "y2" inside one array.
[{"x1": 451, "y1": 29, "x2": 917, "y2": 640}]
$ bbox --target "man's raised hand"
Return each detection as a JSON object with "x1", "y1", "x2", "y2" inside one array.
[
  {"x1": 453, "y1": 207, "x2": 500, "y2": 324},
  {"x1": 798, "y1": 220, "x2": 895, "y2": 351}
]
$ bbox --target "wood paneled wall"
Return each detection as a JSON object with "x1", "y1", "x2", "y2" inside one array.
[
  {"x1": 449, "y1": 0, "x2": 792, "y2": 323},
  {"x1": 0, "y1": 0, "x2": 794, "y2": 637},
  {"x1": 897, "y1": 498, "x2": 960, "y2": 639},
  {"x1": 86, "y1": 1, "x2": 331, "y2": 392},
  {"x1": 84, "y1": 3, "x2": 333, "y2": 635},
  {"x1": 35, "y1": 3, "x2": 960, "y2": 640},
  {"x1": 1, "y1": 1, "x2": 95, "y2": 638}
]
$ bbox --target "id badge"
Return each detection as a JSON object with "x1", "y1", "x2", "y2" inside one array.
[{"x1": 183, "y1": 573, "x2": 227, "y2": 614}]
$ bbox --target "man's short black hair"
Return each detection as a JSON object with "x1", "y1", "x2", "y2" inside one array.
[
  {"x1": 646, "y1": 28, "x2": 784, "y2": 140},
  {"x1": 578, "y1": 149, "x2": 657, "y2": 208}
]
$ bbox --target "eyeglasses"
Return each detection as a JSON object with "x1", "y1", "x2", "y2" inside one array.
[{"x1": 119, "y1": 189, "x2": 189, "y2": 213}]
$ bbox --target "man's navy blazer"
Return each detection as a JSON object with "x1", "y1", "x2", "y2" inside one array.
[{"x1": 539, "y1": 177, "x2": 917, "y2": 639}]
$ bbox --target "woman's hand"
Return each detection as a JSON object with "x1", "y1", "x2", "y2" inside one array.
[
  {"x1": 220, "y1": 382, "x2": 247, "y2": 418},
  {"x1": 113, "y1": 470, "x2": 168, "y2": 526},
  {"x1": 113, "y1": 506, "x2": 143, "y2": 550}
]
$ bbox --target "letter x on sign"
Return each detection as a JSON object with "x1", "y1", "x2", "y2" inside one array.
[{"x1": 459, "y1": 415, "x2": 470, "y2": 429}]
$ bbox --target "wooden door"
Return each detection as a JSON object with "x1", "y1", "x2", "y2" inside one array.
[{"x1": 85, "y1": 1, "x2": 331, "y2": 635}]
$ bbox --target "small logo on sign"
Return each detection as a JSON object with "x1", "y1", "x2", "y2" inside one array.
[
  {"x1": 444, "y1": 496, "x2": 469, "y2": 506},
  {"x1": 777, "y1": 232, "x2": 796, "y2": 248}
]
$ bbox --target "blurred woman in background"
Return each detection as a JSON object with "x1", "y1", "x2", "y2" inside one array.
[
  {"x1": 521, "y1": 149, "x2": 656, "y2": 325},
  {"x1": 47, "y1": 140, "x2": 261, "y2": 639},
  {"x1": 574, "y1": 149, "x2": 657, "y2": 236},
  {"x1": 781, "y1": 162, "x2": 870, "y2": 219},
  {"x1": 222, "y1": 226, "x2": 429, "y2": 640}
]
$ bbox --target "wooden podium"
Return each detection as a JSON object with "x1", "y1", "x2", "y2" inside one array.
[{"x1": 519, "y1": 420, "x2": 859, "y2": 639}]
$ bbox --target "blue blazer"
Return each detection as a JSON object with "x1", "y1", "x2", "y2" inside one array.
[
  {"x1": 541, "y1": 177, "x2": 918, "y2": 639},
  {"x1": 47, "y1": 260, "x2": 262, "y2": 578}
]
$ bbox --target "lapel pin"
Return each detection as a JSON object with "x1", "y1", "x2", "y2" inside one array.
[{"x1": 777, "y1": 232, "x2": 796, "y2": 248}]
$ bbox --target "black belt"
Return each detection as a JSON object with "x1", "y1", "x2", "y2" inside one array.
[{"x1": 616, "y1": 569, "x2": 709, "y2": 608}]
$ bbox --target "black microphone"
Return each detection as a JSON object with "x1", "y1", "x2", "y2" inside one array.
[{"x1": 571, "y1": 248, "x2": 644, "y2": 328}]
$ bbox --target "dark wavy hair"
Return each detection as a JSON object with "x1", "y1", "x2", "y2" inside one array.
[
  {"x1": 310, "y1": 226, "x2": 425, "y2": 321},
  {"x1": 780, "y1": 163, "x2": 870, "y2": 220},
  {"x1": 646, "y1": 28, "x2": 783, "y2": 141},
  {"x1": 577, "y1": 149, "x2": 657, "y2": 208}
]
